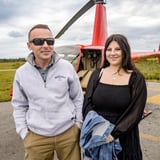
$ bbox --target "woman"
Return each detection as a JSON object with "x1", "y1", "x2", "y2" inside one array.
[{"x1": 82, "y1": 34, "x2": 147, "y2": 160}]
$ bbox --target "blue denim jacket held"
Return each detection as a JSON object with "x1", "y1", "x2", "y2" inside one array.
[{"x1": 80, "y1": 111, "x2": 122, "y2": 160}]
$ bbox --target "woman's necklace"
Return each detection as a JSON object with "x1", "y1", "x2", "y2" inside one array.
[
  {"x1": 112, "y1": 73, "x2": 118, "y2": 80},
  {"x1": 112, "y1": 76, "x2": 116, "y2": 80}
]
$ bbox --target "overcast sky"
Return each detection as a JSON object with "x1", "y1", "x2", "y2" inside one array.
[{"x1": 0, "y1": 0, "x2": 160, "y2": 59}]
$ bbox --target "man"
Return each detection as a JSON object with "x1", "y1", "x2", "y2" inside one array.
[{"x1": 12, "y1": 24, "x2": 83, "y2": 160}]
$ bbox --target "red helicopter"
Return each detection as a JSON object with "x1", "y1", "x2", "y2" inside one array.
[{"x1": 54, "y1": 0, "x2": 160, "y2": 91}]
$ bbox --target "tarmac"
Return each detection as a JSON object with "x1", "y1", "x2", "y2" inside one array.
[
  {"x1": 0, "y1": 81, "x2": 160, "y2": 160},
  {"x1": 140, "y1": 81, "x2": 160, "y2": 160}
]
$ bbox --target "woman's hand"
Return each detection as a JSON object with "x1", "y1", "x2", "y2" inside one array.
[{"x1": 106, "y1": 134, "x2": 114, "y2": 143}]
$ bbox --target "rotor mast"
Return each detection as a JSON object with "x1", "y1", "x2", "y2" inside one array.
[{"x1": 92, "y1": 0, "x2": 107, "y2": 46}]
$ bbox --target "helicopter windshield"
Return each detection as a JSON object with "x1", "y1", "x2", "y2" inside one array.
[{"x1": 54, "y1": 45, "x2": 79, "y2": 68}]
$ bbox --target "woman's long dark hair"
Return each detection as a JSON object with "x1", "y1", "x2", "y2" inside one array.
[{"x1": 103, "y1": 34, "x2": 136, "y2": 72}]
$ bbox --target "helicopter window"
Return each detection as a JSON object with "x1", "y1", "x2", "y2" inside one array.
[
  {"x1": 57, "y1": 54, "x2": 78, "y2": 69},
  {"x1": 68, "y1": 54, "x2": 78, "y2": 68},
  {"x1": 54, "y1": 45, "x2": 79, "y2": 69}
]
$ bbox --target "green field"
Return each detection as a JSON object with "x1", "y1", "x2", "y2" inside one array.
[
  {"x1": 135, "y1": 58, "x2": 160, "y2": 81},
  {"x1": 0, "y1": 61, "x2": 25, "y2": 102},
  {"x1": 0, "y1": 58, "x2": 160, "y2": 102}
]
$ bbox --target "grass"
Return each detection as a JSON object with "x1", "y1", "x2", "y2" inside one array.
[
  {"x1": 135, "y1": 58, "x2": 160, "y2": 82},
  {"x1": 0, "y1": 57, "x2": 160, "y2": 102},
  {"x1": 0, "y1": 71, "x2": 15, "y2": 102},
  {"x1": 0, "y1": 61, "x2": 25, "y2": 102}
]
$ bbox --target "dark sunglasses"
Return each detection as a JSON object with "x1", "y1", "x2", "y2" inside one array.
[{"x1": 29, "y1": 38, "x2": 55, "y2": 46}]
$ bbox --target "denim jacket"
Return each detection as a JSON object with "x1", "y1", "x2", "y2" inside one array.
[{"x1": 80, "y1": 111, "x2": 122, "y2": 160}]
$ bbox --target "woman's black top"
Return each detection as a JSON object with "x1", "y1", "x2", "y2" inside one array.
[
  {"x1": 82, "y1": 68, "x2": 147, "y2": 160},
  {"x1": 92, "y1": 83, "x2": 131, "y2": 124}
]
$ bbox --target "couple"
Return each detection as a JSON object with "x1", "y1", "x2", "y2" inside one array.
[{"x1": 12, "y1": 24, "x2": 147, "y2": 160}]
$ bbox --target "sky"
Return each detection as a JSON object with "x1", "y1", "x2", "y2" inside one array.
[{"x1": 0, "y1": 0, "x2": 160, "y2": 59}]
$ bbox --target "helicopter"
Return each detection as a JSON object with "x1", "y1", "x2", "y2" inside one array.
[{"x1": 54, "y1": 0, "x2": 160, "y2": 91}]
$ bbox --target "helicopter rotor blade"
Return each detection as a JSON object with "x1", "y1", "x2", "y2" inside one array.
[{"x1": 55, "y1": 0, "x2": 95, "y2": 39}]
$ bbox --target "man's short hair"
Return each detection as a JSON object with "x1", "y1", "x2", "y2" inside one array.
[{"x1": 28, "y1": 24, "x2": 51, "y2": 40}]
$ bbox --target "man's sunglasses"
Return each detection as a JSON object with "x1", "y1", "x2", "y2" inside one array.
[{"x1": 29, "y1": 38, "x2": 55, "y2": 46}]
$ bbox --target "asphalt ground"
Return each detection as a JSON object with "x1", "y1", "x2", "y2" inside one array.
[{"x1": 0, "y1": 81, "x2": 160, "y2": 160}]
